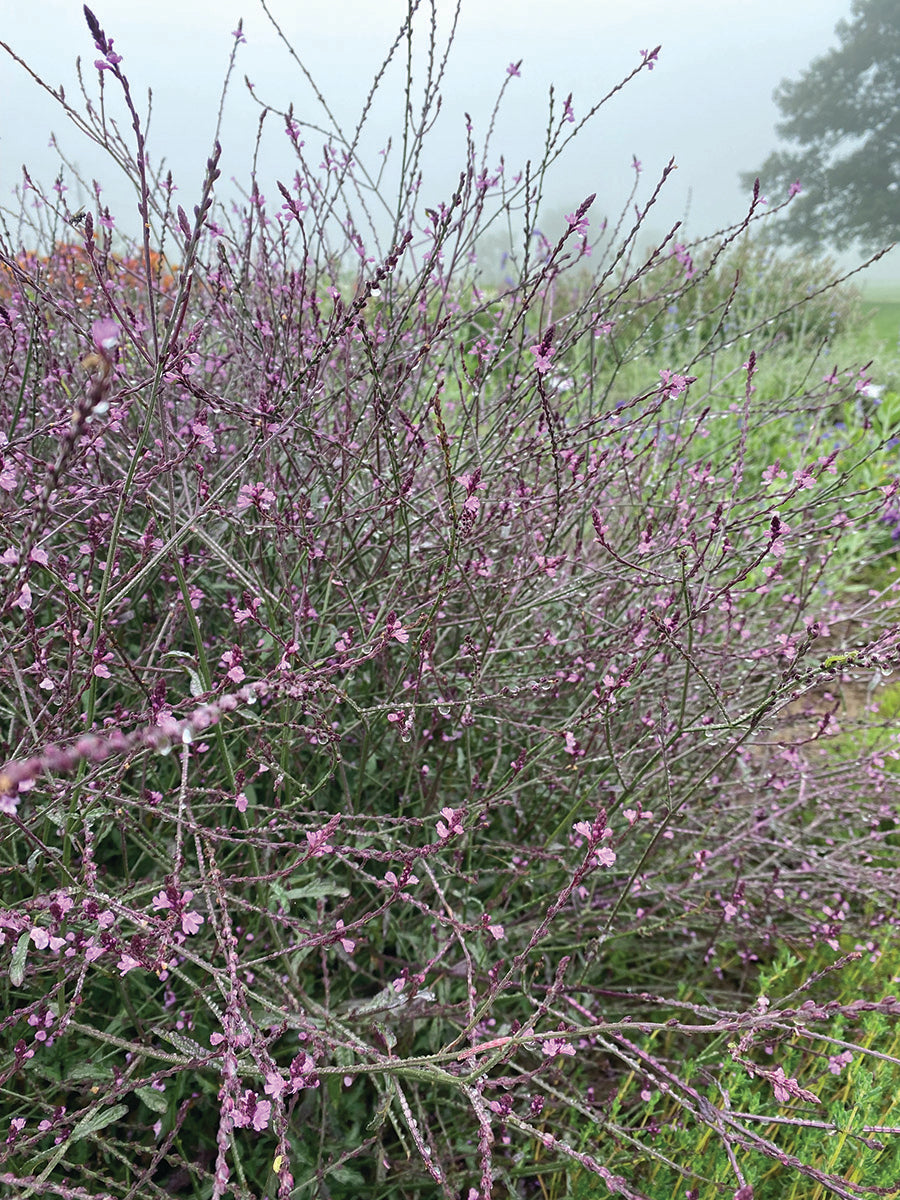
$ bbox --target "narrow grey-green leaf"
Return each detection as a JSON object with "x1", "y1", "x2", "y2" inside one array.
[
  {"x1": 154, "y1": 1028, "x2": 209, "y2": 1059},
  {"x1": 68, "y1": 1102, "x2": 129, "y2": 1142},
  {"x1": 285, "y1": 882, "x2": 349, "y2": 900},
  {"x1": 10, "y1": 930, "x2": 30, "y2": 987},
  {"x1": 35, "y1": 1103, "x2": 129, "y2": 1185},
  {"x1": 135, "y1": 1086, "x2": 168, "y2": 1114}
]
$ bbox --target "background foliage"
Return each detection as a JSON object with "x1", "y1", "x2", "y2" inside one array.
[{"x1": 744, "y1": 0, "x2": 900, "y2": 251}]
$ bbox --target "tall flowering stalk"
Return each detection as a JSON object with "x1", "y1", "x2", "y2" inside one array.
[{"x1": 0, "y1": 6, "x2": 898, "y2": 1200}]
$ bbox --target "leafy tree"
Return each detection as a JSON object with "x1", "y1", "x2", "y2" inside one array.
[{"x1": 743, "y1": 0, "x2": 900, "y2": 252}]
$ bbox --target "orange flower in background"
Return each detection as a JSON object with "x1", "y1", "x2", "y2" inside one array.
[{"x1": 0, "y1": 242, "x2": 179, "y2": 304}]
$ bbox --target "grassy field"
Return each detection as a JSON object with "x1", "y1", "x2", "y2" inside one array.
[{"x1": 863, "y1": 298, "x2": 900, "y2": 348}]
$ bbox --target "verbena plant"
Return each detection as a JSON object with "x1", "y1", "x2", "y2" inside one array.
[{"x1": 1, "y1": 6, "x2": 900, "y2": 1199}]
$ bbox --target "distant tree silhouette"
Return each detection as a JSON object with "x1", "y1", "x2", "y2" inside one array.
[{"x1": 743, "y1": 0, "x2": 900, "y2": 252}]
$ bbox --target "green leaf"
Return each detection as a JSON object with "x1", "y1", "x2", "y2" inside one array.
[
  {"x1": 164, "y1": 650, "x2": 205, "y2": 697},
  {"x1": 68, "y1": 1102, "x2": 130, "y2": 1141},
  {"x1": 823, "y1": 651, "x2": 858, "y2": 669},
  {"x1": 374, "y1": 1021, "x2": 397, "y2": 1052},
  {"x1": 32, "y1": 1102, "x2": 130, "y2": 1185},
  {"x1": 68, "y1": 1062, "x2": 114, "y2": 1083},
  {"x1": 284, "y1": 881, "x2": 349, "y2": 901},
  {"x1": 363, "y1": 754, "x2": 379, "y2": 780},
  {"x1": 329, "y1": 1166, "x2": 366, "y2": 1186},
  {"x1": 135, "y1": 1085, "x2": 169, "y2": 1113},
  {"x1": 154, "y1": 1028, "x2": 209, "y2": 1059},
  {"x1": 9, "y1": 930, "x2": 30, "y2": 986},
  {"x1": 366, "y1": 1084, "x2": 395, "y2": 1131}
]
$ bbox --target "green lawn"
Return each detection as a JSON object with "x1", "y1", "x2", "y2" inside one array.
[{"x1": 863, "y1": 298, "x2": 900, "y2": 347}]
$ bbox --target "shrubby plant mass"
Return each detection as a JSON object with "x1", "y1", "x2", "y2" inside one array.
[{"x1": 2, "y1": 6, "x2": 900, "y2": 1199}]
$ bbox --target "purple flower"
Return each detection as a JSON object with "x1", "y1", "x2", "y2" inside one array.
[
  {"x1": 94, "y1": 46, "x2": 122, "y2": 71},
  {"x1": 542, "y1": 1036, "x2": 575, "y2": 1058},
  {"x1": 264, "y1": 1070, "x2": 287, "y2": 1099},
  {"x1": 385, "y1": 869, "x2": 418, "y2": 889},
  {"x1": 530, "y1": 344, "x2": 555, "y2": 374},
  {"x1": 306, "y1": 827, "x2": 336, "y2": 857},
  {"x1": 828, "y1": 1050, "x2": 853, "y2": 1075},
  {"x1": 386, "y1": 618, "x2": 409, "y2": 644},
  {"x1": 91, "y1": 317, "x2": 120, "y2": 354},
  {"x1": 236, "y1": 482, "x2": 276, "y2": 513},
  {"x1": 672, "y1": 242, "x2": 695, "y2": 278},
  {"x1": 233, "y1": 1090, "x2": 271, "y2": 1131},
  {"x1": 181, "y1": 910, "x2": 204, "y2": 936},
  {"x1": 334, "y1": 919, "x2": 356, "y2": 953},
  {"x1": 659, "y1": 369, "x2": 691, "y2": 399},
  {"x1": 594, "y1": 846, "x2": 616, "y2": 868},
  {"x1": 13, "y1": 584, "x2": 32, "y2": 612},
  {"x1": 506, "y1": 61, "x2": 522, "y2": 77},
  {"x1": 436, "y1": 807, "x2": 465, "y2": 840}
]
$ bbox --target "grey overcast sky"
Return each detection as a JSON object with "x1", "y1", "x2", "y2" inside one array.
[{"x1": 2, "y1": 0, "x2": 896, "y2": 283}]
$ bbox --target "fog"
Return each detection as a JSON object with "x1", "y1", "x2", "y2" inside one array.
[{"x1": 2, "y1": 0, "x2": 896, "y2": 286}]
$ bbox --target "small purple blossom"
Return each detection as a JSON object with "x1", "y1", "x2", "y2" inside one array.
[
  {"x1": 671, "y1": 242, "x2": 695, "y2": 279},
  {"x1": 542, "y1": 1036, "x2": 576, "y2": 1058},
  {"x1": 306, "y1": 825, "x2": 337, "y2": 857},
  {"x1": 385, "y1": 869, "x2": 419, "y2": 890},
  {"x1": 91, "y1": 317, "x2": 121, "y2": 353},
  {"x1": 94, "y1": 43, "x2": 123, "y2": 72},
  {"x1": 530, "y1": 344, "x2": 555, "y2": 374},
  {"x1": 181, "y1": 909, "x2": 204, "y2": 936},
  {"x1": 566, "y1": 211, "x2": 589, "y2": 236},
  {"x1": 236, "y1": 483, "x2": 276, "y2": 513},
  {"x1": 828, "y1": 1050, "x2": 853, "y2": 1075},
  {"x1": 436, "y1": 806, "x2": 464, "y2": 840},
  {"x1": 386, "y1": 618, "x2": 409, "y2": 644},
  {"x1": 264, "y1": 1070, "x2": 287, "y2": 1099},
  {"x1": 232, "y1": 1090, "x2": 271, "y2": 1131},
  {"x1": 334, "y1": 919, "x2": 356, "y2": 953},
  {"x1": 659, "y1": 369, "x2": 691, "y2": 399}
]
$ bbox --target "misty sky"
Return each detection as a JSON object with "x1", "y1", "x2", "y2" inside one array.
[{"x1": 2, "y1": 0, "x2": 895, "y2": 283}]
